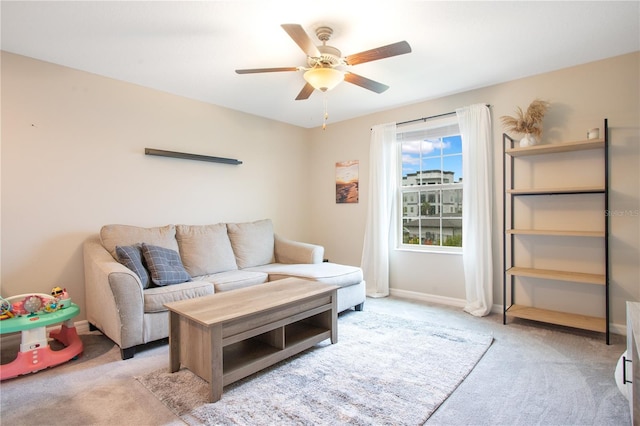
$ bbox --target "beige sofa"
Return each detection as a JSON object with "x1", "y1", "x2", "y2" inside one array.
[{"x1": 83, "y1": 219, "x2": 365, "y2": 359}]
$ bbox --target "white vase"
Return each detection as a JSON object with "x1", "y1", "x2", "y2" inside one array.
[{"x1": 519, "y1": 133, "x2": 538, "y2": 147}]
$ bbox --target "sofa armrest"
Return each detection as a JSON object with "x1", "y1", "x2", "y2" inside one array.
[
  {"x1": 274, "y1": 234, "x2": 324, "y2": 264},
  {"x1": 83, "y1": 236, "x2": 145, "y2": 349}
]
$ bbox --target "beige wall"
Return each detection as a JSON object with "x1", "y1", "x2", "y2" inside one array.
[
  {"x1": 2, "y1": 50, "x2": 638, "y2": 332},
  {"x1": 1, "y1": 52, "x2": 312, "y2": 320},
  {"x1": 309, "y1": 52, "x2": 639, "y2": 330}
]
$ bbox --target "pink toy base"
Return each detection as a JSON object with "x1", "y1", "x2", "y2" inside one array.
[{"x1": 0, "y1": 325, "x2": 83, "y2": 380}]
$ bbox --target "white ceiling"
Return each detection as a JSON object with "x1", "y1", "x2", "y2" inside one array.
[{"x1": 2, "y1": 1, "x2": 639, "y2": 128}]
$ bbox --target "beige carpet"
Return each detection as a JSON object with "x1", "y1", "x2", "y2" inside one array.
[
  {"x1": 136, "y1": 310, "x2": 493, "y2": 425},
  {"x1": 0, "y1": 297, "x2": 630, "y2": 425}
]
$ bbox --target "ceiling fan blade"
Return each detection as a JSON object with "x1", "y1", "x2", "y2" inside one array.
[
  {"x1": 344, "y1": 41, "x2": 412, "y2": 66},
  {"x1": 295, "y1": 83, "x2": 315, "y2": 100},
  {"x1": 281, "y1": 24, "x2": 321, "y2": 58},
  {"x1": 344, "y1": 72, "x2": 389, "y2": 94},
  {"x1": 235, "y1": 67, "x2": 299, "y2": 74}
]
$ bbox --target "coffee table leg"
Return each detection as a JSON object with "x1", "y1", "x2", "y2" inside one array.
[
  {"x1": 168, "y1": 311, "x2": 180, "y2": 373},
  {"x1": 209, "y1": 324, "x2": 223, "y2": 402},
  {"x1": 331, "y1": 290, "x2": 338, "y2": 344}
]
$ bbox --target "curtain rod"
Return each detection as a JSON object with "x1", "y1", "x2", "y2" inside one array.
[{"x1": 397, "y1": 104, "x2": 491, "y2": 127}]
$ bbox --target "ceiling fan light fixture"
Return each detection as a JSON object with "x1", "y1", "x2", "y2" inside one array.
[{"x1": 303, "y1": 67, "x2": 344, "y2": 92}]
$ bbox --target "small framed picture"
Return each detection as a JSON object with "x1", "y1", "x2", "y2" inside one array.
[{"x1": 336, "y1": 160, "x2": 359, "y2": 204}]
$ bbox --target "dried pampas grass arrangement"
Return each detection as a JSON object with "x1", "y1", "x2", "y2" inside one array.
[{"x1": 500, "y1": 99, "x2": 550, "y2": 138}]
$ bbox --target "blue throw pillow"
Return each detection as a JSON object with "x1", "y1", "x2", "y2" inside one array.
[
  {"x1": 116, "y1": 244, "x2": 151, "y2": 289},
  {"x1": 141, "y1": 243, "x2": 191, "y2": 286}
]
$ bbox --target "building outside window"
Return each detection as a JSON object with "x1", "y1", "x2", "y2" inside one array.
[{"x1": 398, "y1": 116, "x2": 462, "y2": 252}]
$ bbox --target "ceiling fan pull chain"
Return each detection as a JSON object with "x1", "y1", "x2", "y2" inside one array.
[{"x1": 323, "y1": 93, "x2": 329, "y2": 130}]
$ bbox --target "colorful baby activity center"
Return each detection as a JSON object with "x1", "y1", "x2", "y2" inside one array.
[{"x1": 0, "y1": 287, "x2": 83, "y2": 380}]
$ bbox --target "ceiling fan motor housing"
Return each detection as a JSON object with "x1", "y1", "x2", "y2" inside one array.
[
  {"x1": 306, "y1": 26, "x2": 342, "y2": 69},
  {"x1": 309, "y1": 45, "x2": 342, "y2": 68}
]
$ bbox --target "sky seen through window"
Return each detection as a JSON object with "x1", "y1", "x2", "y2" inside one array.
[{"x1": 401, "y1": 135, "x2": 462, "y2": 182}]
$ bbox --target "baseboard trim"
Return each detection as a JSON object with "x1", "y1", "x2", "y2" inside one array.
[
  {"x1": 75, "y1": 319, "x2": 91, "y2": 335},
  {"x1": 388, "y1": 288, "x2": 467, "y2": 308},
  {"x1": 387, "y1": 289, "x2": 626, "y2": 337},
  {"x1": 610, "y1": 323, "x2": 626, "y2": 337}
]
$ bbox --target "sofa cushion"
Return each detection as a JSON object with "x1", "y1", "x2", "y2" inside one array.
[
  {"x1": 115, "y1": 244, "x2": 151, "y2": 289},
  {"x1": 141, "y1": 243, "x2": 191, "y2": 286},
  {"x1": 196, "y1": 270, "x2": 268, "y2": 292},
  {"x1": 176, "y1": 224, "x2": 238, "y2": 276},
  {"x1": 101, "y1": 224, "x2": 179, "y2": 259},
  {"x1": 143, "y1": 280, "x2": 214, "y2": 313},
  {"x1": 227, "y1": 219, "x2": 275, "y2": 269},
  {"x1": 246, "y1": 262, "x2": 364, "y2": 288}
]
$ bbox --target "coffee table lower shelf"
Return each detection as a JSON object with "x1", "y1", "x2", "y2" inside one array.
[{"x1": 223, "y1": 323, "x2": 331, "y2": 385}]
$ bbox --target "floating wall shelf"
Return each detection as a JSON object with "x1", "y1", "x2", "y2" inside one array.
[{"x1": 145, "y1": 148, "x2": 242, "y2": 165}]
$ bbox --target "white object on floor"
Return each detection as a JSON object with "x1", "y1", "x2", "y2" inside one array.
[{"x1": 615, "y1": 350, "x2": 629, "y2": 400}]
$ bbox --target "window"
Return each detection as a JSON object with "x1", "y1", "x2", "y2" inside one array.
[{"x1": 398, "y1": 116, "x2": 462, "y2": 251}]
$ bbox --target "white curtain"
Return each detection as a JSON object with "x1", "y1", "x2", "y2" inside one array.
[
  {"x1": 361, "y1": 122, "x2": 397, "y2": 297},
  {"x1": 456, "y1": 104, "x2": 493, "y2": 316}
]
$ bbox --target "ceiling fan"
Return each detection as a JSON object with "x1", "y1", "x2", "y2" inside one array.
[{"x1": 235, "y1": 24, "x2": 412, "y2": 100}]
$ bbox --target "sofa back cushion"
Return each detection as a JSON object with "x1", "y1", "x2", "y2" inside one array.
[
  {"x1": 227, "y1": 219, "x2": 275, "y2": 269},
  {"x1": 100, "y1": 224, "x2": 179, "y2": 259},
  {"x1": 176, "y1": 224, "x2": 238, "y2": 276}
]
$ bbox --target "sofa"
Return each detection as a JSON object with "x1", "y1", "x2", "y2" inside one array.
[{"x1": 83, "y1": 219, "x2": 365, "y2": 359}]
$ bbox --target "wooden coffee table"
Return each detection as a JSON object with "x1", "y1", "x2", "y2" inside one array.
[{"x1": 164, "y1": 277, "x2": 338, "y2": 402}]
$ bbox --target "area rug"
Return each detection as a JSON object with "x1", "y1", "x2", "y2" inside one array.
[{"x1": 136, "y1": 311, "x2": 493, "y2": 425}]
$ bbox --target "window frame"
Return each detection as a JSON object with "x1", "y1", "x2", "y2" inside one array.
[{"x1": 396, "y1": 116, "x2": 463, "y2": 254}]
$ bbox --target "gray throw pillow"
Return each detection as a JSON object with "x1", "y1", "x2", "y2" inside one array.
[
  {"x1": 141, "y1": 243, "x2": 191, "y2": 286},
  {"x1": 115, "y1": 244, "x2": 151, "y2": 289}
]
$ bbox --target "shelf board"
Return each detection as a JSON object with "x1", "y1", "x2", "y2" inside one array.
[
  {"x1": 506, "y1": 139, "x2": 604, "y2": 156},
  {"x1": 506, "y1": 267, "x2": 605, "y2": 285},
  {"x1": 507, "y1": 229, "x2": 605, "y2": 237},
  {"x1": 222, "y1": 327, "x2": 331, "y2": 386},
  {"x1": 507, "y1": 186, "x2": 605, "y2": 195},
  {"x1": 505, "y1": 304, "x2": 606, "y2": 333},
  {"x1": 145, "y1": 148, "x2": 242, "y2": 165}
]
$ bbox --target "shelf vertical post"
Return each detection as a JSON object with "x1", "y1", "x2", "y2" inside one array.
[
  {"x1": 503, "y1": 133, "x2": 516, "y2": 325},
  {"x1": 503, "y1": 134, "x2": 507, "y2": 325},
  {"x1": 604, "y1": 118, "x2": 610, "y2": 344}
]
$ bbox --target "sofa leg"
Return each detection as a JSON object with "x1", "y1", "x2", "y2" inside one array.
[
  {"x1": 354, "y1": 303, "x2": 364, "y2": 312},
  {"x1": 121, "y1": 347, "x2": 136, "y2": 360}
]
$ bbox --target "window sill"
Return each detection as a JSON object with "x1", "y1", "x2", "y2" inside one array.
[{"x1": 395, "y1": 246, "x2": 462, "y2": 255}]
